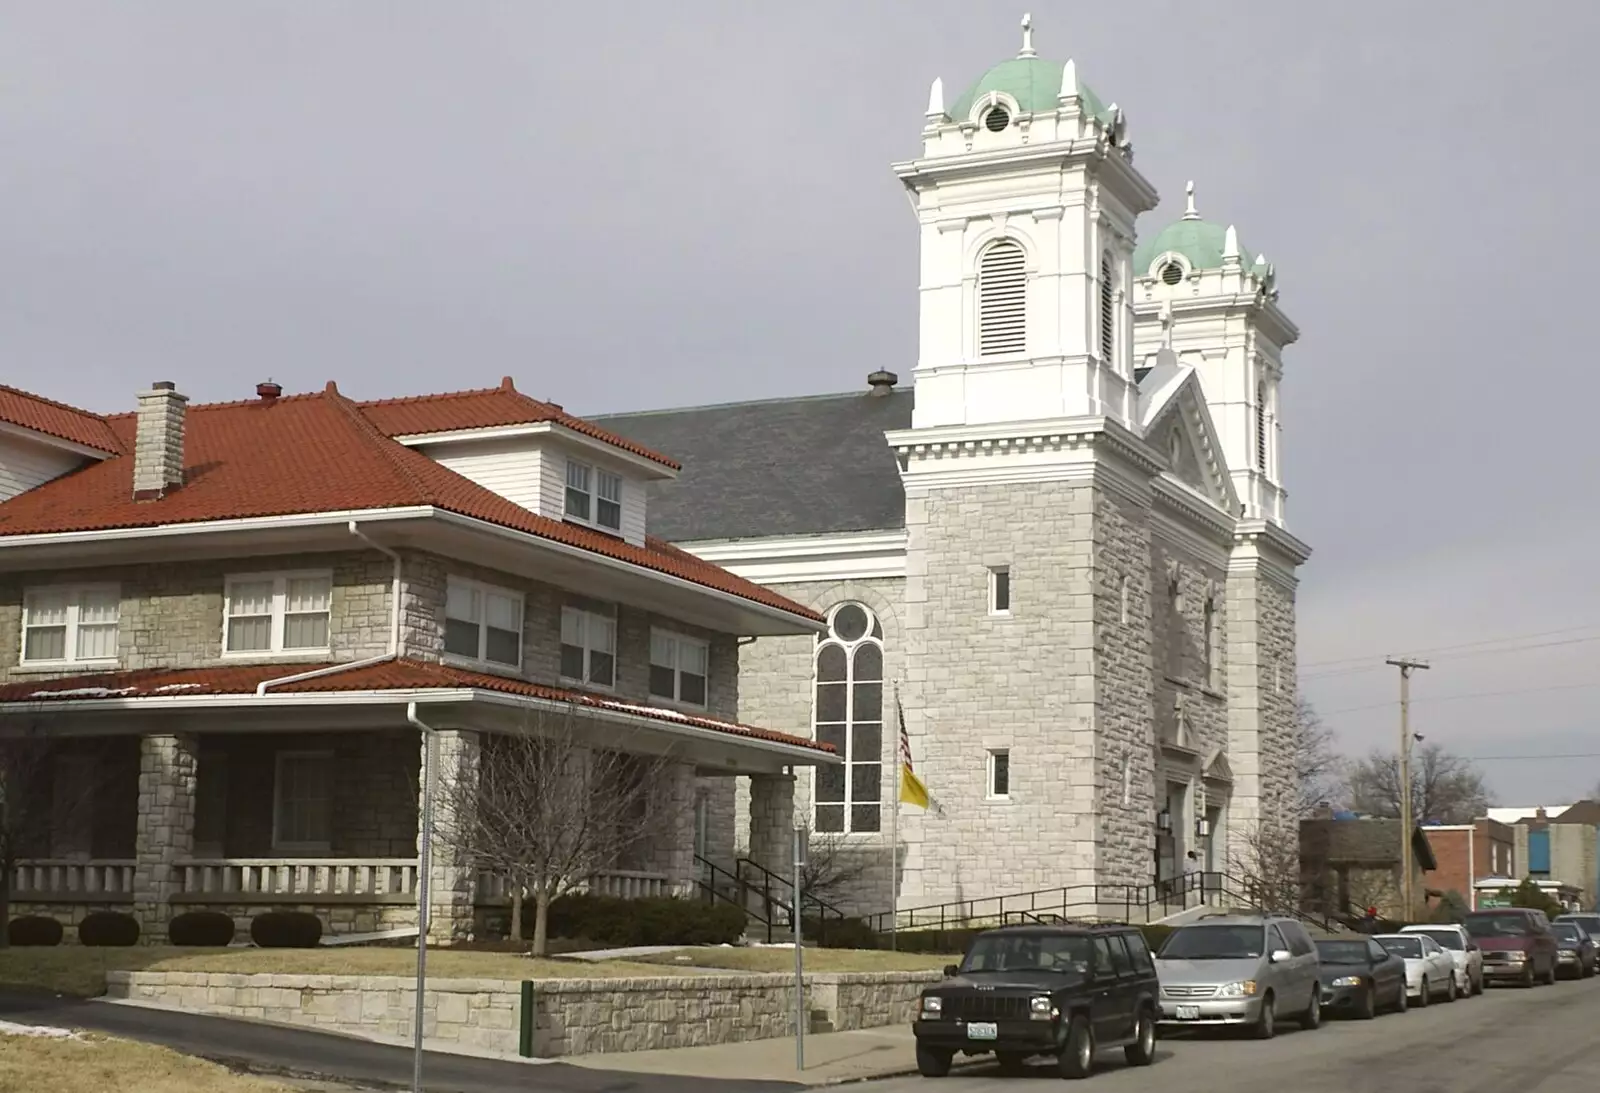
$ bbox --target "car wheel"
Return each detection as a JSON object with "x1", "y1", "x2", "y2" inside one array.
[
  {"x1": 1357, "y1": 985, "x2": 1376, "y2": 1020},
  {"x1": 996, "y1": 1052, "x2": 1028, "y2": 1075},
  {"x1": 916, "y1": 1046, "x2": 953, "y2": 1078},
  {"x1": 1123, "y1": 1007, "x2": 1156, "y2": 1067},
  {"x1": 1394, "y1": 982, "x2": 1408, "y2": 1012},
  {"x1": 1057, "y1": 1015, "x2": 1094, "y2": 1080},
  {"x1": 1544, "y1": 960, "x2": 1558, "y2": 986},
  {"x1": 1300, "y1": 988, "x2": 1322, "y2": 1030},
  {"x1": 1520, "y1": 963, "x2": 1535, "y2": 988},
  {"x1": 1473, "y1": 969, "x2": 1484, "y2": 995},
  {"x1": 1444, "y1": 973, "x2": 1457, "y2": 1002},
  {"x1": 1251, "y1": 993, "x2": 1276, "y2": 1039},
  {"x1": 1416, "y1": 978, "x2": 1430, "y2": 1007}
]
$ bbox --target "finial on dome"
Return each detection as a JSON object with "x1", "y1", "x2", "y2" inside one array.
[
  {"x1": 1256, "y1": 252, "x2": 1268, "y2": 267},
  {"x1": 1223, "y1": 225, "x2": 1240, "y2": 259},
  {"x1": 1059, "y1": 58, "x2": 1079, "y2": 100},
  {"x1": 926, "y1": 76, "x2": 946, "y2": 118},
  {"x1": 1182, "y1": 181, "x2": 1200, "y2": 221},
  {"x1": 1019, "y1": 13, "x2": 1036, "y2": 58}
]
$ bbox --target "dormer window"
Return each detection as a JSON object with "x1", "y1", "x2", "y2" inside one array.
[{"x1": 564, "y1": 459, "x2": 623, "y2": 533}]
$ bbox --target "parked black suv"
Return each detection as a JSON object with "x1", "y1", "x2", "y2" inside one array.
[{"x1": 913, "y1": 923, "x2": 1160, "y2": 1080}]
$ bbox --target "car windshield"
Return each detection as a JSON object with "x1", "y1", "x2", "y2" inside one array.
[
  {"x1": 1408, "y1": 929, "x2": 1464, "y2": 951},
  {"x1": 1159, "y1": 924, "x2": 1265, "y2": 960},
  {"x1": 1315, "y1": 940, "x2": 1371, "y2": 965},
  {"x1": 1551, "y1": 924, "x2": 1582, "y2": 942},
  {"x1": 1465, "y1": 914, "x2": 1531, "y2": 938},
  {"x1": 961, "y1": 934, "x2": 1093, "y2": 975},
  {"x1": 1378, "y1": 937, "x2": 1423, "y2": 959},
  {"x1": 1559, "y1": 916, "x2": 1600, "y2": 934}
]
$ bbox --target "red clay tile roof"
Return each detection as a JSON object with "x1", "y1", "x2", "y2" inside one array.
[
  {"x1": 0, "y1": 660, "x2": 834, "y2": 756},
  {"x1": 0, "y1": 384, "x2": 122, "y2": 454},
  {"x1": 358, "y1": 377, "x2": 679, "y2": 470},
  {"x1": 0, "y1": 382, "x2": 818, "y2": 623}
]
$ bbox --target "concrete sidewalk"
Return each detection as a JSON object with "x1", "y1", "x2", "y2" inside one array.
[{"x1": 566, "y1": 1024, "x2": 978, "y2": 1086}]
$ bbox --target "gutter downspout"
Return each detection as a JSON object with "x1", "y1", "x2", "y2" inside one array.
[
  {"x1": 253, "y1": 521, "x2": 404, "y2": 696},
  {"x1": 405, "y1": 700, "x2": 436, "y2": 1093}
]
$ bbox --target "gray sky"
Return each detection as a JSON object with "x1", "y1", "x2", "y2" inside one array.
[{"x1": 3, "y1": 2, "x2": 1597, "y2": 804}]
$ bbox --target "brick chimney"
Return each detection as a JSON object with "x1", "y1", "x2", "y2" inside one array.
[{"x1": 133, "y1": 381, "x2": 188, "y2": 500}]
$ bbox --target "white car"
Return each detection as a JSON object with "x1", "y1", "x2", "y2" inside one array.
[
  {"x1": 1375, "y1": 933, "x2": 1458, "y2": 1005},
  {"x1": 1399, "y1": 924, "x2": 1483, "y2": 995}
]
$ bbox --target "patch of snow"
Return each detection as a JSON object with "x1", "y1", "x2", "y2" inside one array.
[
  {"x1": 602, "y1": 699, "x2": 729, "y2": 727},
  {"x1": 0, "y1": 1020, "x2": 82, "y2": 1040},
  {"x1": 150, "y1": 683, "x2": 204, "y2": 693},
  {"x1": 27, "y1": 687, "x2": 137, "y2": 698}
]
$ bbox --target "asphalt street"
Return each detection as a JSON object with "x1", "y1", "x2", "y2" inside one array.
[
  {"x1": 866, "y1": 975, "x2": 1600, "y2": 1093},
  {"x1": 0, "y1": 988, "x2": 801, "y2": 1093}
]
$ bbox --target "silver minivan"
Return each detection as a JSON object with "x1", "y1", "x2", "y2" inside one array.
[{"x1": 1153, "y1": 913, "x2": 1323, "y2": 1039}]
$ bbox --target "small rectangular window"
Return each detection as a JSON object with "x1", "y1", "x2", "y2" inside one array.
[
  {"x1": 21, "y1": 583, "x2": 121, "y2": 665},
  {"x1": 988, "y1": 749, "x2": 1010, "y2": 799},
  {"x1": 223, "y1": 572, "x2": 331, "y2": 656},
  {"x1": 649, "y1": 628, "x2": 709, "y2": 707},
  {"x1": 596, "y1": 471, "x2": 623, "y2": 531},
  {"x1": 273, "y1": 751, "x2": 332, "y2": 850},
  {"x1": 561, "y1": 604, "x2": 616, "y2": 688},
  {"x1": 564, "y1": 460, "x2": 592, "y2": 521},
  {"x1": 443, "y1": 576, "x2": 524, "y2": 669},
  {"x1": 988, "y1": 566, "x2": 1011, "y2": 615}
]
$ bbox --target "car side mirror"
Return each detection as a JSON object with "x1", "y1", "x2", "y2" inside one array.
[
  {"x1": 1269, "y1": 949, "x2": 1291, "y2": 964},
  {"x1": 943, "y1": 964, "x2": 959, "y2": 978},
  {"x1": 1467, "y1": 943, "x2": 1479, "y2": 953}
]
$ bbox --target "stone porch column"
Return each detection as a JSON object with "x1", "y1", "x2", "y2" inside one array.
[
  {"x1": 422, "y1": 729, "x2": 480, "y2": 944},
  {"x1": 132, "y1": 733, "x2": 198, "y2": 943},
  {"x1": 747, "y1": 774, "x2": 797, "y2": 922},
  {"x1": 654, "y1": 762, "x2": 699, "y2": 897}
]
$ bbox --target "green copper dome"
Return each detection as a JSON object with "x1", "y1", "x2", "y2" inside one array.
[
  {"x1": 948, "y1": 57, "x2": 1115, "y2": 126},
  {"x1": 1133, "y1": 212, "x2": 1271, "y2": 279}
]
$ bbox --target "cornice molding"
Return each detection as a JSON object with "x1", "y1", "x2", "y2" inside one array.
[{"x1": 678, "y1": 529, "x2": 908, "y2": 587}]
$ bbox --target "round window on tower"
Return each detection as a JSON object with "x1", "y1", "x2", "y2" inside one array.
[
  {"x1": 983, "y1": 105, "x2": 1011, "y2": 132},
  {"x1": 1159, "y1": 261, "x2": 1185, "y2": 286}
]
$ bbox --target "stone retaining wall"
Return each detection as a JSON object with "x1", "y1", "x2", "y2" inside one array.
[{"x1": 104, "y1": 968, "x2": 943, "y2": 1057}]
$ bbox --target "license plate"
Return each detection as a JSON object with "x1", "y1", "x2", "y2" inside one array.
[
  {"x1": 966, "y1": 1022, "x2": 998, "y2": 1040},
  {"x1": 1175, "y1": 1005, "x2": 1200, "y2": 1020}
]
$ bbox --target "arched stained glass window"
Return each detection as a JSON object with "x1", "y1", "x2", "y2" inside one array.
[{"x1": 813, "y1": 603, "x2": 884, "y2": 834}]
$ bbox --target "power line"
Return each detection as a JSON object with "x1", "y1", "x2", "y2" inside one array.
[
  {"x1": 1314, "y1": 679, "x2": 1600, "y2": 718},
  {"x1": 1301, "y1": 633, "x2": 1600, "y2": 681},
  {"x1": 1299, "y1": 625, "x2": 1600, "y2": 675},
  {"x1": 1458, "y1": 752, "x2": 1600, "y2": 763}
]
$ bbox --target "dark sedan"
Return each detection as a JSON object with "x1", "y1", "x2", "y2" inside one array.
[
  {"x1": 1550, "y1": 922, "x2": 1597, "y2": 979},
  {"x1": 1314, "y1": 937, "x2": 1409, "y2": 1019}
]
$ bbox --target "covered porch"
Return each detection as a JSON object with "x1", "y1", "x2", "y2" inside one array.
[{"x1": 0, "y1": 660, "x2": 835, "y2": 943}]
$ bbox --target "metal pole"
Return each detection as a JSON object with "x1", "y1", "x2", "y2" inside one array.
[
  {"x1": 1386, "y1": 658, "x2": 1429, "y2": 921},
  {"x1": 413, "y1": 725, "x2": 437, "y2": 1093},
  {"x1": 793, "y1": 824, "x2": 805, "y2": 1071},
  {"x1": 890, "y1": 739, "x2": 900, "y2": 951}
]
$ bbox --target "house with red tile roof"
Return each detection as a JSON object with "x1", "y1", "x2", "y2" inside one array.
[{"x1": 0, "y1": 377, "x2": 832, "y2": 943}]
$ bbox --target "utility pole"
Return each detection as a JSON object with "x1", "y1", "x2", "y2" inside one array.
[{"x1": 1386, "y1": 658, "x2": 1429, "y2": 920}]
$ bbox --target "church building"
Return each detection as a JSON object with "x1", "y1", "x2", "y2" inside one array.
[{"x1": 594, "y1": 20, "x2": 1312, "y2": 916}]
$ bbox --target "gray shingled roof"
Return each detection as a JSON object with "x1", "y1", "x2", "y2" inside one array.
[{"x1": 590, "y1": 388, "x2": 913, "y2": 542}]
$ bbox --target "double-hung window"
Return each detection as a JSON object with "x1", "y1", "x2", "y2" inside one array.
[
  {"x1": 443, "y1": 577, "x2": 524, "y2": 669},
  {"x1": 224, "y1": 572, "x2": 332, "y2": 655},
  {"x1": 20, "y1": 584, "x2": 121, "y2": 665},
  {"x1": 649, "y1": 629, "x2": 709, "y2": 706},
  {"x1": 560, "y1": 605, "x2": 616, "y2": 688},
  {"x1": 563, "y1": 459, "x2": 623, "y2": 533},
  {"x1": 273, "y1": 751, "x2": 333, "y2": 851}
]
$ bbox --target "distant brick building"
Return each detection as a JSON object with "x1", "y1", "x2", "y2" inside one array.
[
  {"x1": 1421, "y1": 820, "x2": 1515, "y2": 910},
  {"x1": 1301, "y1": 816, "x2": 1438, "y2": 920}
]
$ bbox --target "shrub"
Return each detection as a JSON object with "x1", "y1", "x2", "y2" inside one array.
[
  {"x1": 812, "y1": 917, "x2": 879, "y2": 950},
  {"x1": 169, "y1": 911, "x2": 237, "y2": 947},
  {"x1": 78, "y1": 911, "x2": 141, "y2": 947},
  {"x1": 250, "y1": 911, "x2": 323, "y2": 949},
  {"x1": 539, "y1": 894, "x2": 747, "y2": 947},
  {"x1": 7, "y1": 916, "x2": 64, "y2": 947},
  {"x1": 867, "y1": 927, "x2": 985, "y2": 955}
]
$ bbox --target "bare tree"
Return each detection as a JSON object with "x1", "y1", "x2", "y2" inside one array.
[
  {"x1": 1294, "y1": 699, "x2": 1340, "y2": 817},
  {"x1": 1227, "y1": 818, "x2": 1303, "y2": 915},
  {"x1": 1343, "y1": 741, "x2": 1491, "y2": 824},
  {"x1": 800, "y1": 832, "x2": 871, "y2": 908},
  {"x1": 433, "y1": 709, "x2": 690, "y2": 955}
]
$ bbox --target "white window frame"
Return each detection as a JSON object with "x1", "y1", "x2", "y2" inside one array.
[
  {"x1": 222, "y1": 570, "x2": 334, "y2": 658},
  {"x1": 811, "y1": 602, "x2": 886, "y2": 836},
  {"x1": 564, "y1": 458, "x2": 624, "y2": 533},
  {"x1": 19, "y1": 582, "x2": 121, "y2": 667},
  {"x1": 649, "y1": 627, "x2": 710, "y2": 708},
  {"x1": 987, "y1": 748, "x2": 1011, "y2": 801},
  {"x1": 988, "y1": 566, "x2": 1012, "y2": 617},
  {"x1": 271, "y1": 750, "x2": 333, "y2": 853},
  {"x1": 560, "y1": 603, "x2": 617, "y2": 689},
  {"x1": 442, "y1": 575, "x2": 525, "y2": 670}
]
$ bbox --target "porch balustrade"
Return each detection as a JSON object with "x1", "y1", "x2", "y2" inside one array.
[
  {"x1": 174, "y1": 859, "x2": 420, "y2": 905},
  {"x1": 12, "y1": 859, "x2": 137, "y2": 902},
  {"x1": 475, "y1": 868, "x2": 672, "y2": 903}
]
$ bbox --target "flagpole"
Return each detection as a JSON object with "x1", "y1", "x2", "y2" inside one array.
[{"x1": 889, "y1": 680, "x2": 900, "y2": 951}]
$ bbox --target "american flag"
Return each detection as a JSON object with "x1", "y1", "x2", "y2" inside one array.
[{"x1": 894, "y1": 683, "x2": 929, "y2": 810}]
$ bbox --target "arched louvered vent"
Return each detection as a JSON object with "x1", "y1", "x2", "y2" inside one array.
[
  {"x1": 1255, "y1": 382, "x2": 1268, "y2": 471},
  {"x1": 1099, "y1": 252, "x2": 1116, "y2": 364},
  {"x1": 978, "y1": 240, "x2": 1027, "y2": 356}
]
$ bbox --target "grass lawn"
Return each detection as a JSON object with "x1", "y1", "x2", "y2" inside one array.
[
  {"x1": 630, "y1": 947, "x2": 958, "y2": 974},
  {"x1": 0, "y1": 946, "x2": 684, "y2": 999},
  {"x1": 0, "y1": 1029, "x2": 299, "y2": 1093}
]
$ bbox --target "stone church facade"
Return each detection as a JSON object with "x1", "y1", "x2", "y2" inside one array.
[{"x1": 597, "y1": 27, "x2": 1311, "y2": 918}]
